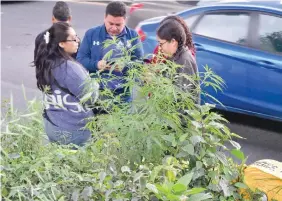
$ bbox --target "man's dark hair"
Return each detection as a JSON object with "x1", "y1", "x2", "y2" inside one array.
[
  {"x1": 105, "y1": 1, "x2": 127, "y2": 17},
  {"x1": 52, "y1": 1, "x2": 71, "y2": 22}
]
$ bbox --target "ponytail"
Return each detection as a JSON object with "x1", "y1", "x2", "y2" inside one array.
[
  {"x1": 33, "y1": 22, "x2": 72, "y2": 92},
  {"x1": 34, "y1": 30, "x2": 52, "y2": 92}
]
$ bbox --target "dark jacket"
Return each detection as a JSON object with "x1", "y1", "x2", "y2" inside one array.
[
  {"x1": 76, "y1": 24, "x2": 143, "y2": 101},
  {"x1": 76, "y1": 24, "x2": 143, "y2": 73},
  {"x1": 170, "y1": 47, "x2": 200, "y2": 103},
  {"x1": 34, "y1": 30, "x2": 79, "y2": 61},
  {"x1": 34, "y1": 31, "x2": 44, "y2": 61}
]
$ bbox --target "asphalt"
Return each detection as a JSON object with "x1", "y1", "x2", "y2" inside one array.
[{"x1": 1, "y1": 1, "x2": 281, "y2": 164}]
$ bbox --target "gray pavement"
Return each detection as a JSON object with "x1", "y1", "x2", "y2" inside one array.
[{"x1": 1, "y1": 1, "x2": 281, "y2": 164}]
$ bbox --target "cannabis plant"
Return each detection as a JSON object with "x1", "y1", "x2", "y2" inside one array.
[{"x1": 0, "y1": 38, "x2": 264, "y2": 201}]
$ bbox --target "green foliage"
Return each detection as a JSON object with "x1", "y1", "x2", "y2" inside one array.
[{"x1": 1, "y1": 38, "x2": 263, "y2": 201}]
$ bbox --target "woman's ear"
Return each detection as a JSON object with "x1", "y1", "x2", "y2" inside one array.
[
  {"x1": 58, "y1": 42, "x2": 65, "y2": 49},
  {"x1": 172, "y1": 38, "x2": 178, "y2": 46}
]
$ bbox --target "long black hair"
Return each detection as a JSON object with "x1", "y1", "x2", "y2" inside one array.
[
  {"x1": 34, "y1": 22, "x2": 72, "y2": 92},
  {"x1": 160, "y1": 15, "x2": 195, "y2": 53},
  {"x1": 157, "y1": 19, "x2": 186, "y2": 56}
]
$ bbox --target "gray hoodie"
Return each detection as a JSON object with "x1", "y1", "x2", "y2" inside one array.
[{"x1": 43, "y1": 60, "x2": 99, "y2": 130}]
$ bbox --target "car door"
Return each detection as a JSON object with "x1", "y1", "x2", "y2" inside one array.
[
  {"x1": 246, "y1": 12, "x2": 282, "y2": 120},
  {"x1": 191, "y1": 10, "x2": 255, "y2": 112}
]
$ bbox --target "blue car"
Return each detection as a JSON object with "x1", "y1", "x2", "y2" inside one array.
[{"x1": 136, "y1": 1, "x2": 282, "y2": 121}]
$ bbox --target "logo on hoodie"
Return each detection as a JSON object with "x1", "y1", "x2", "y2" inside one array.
[
  {"x1": 126, "y1": 41, "x2": 132, "y2": 49},
  {"x1": 93, "y1": 41, "x2": 100, "y2": 46},
  {"x1": 44, "y1": 90, "x2": 92, "y2": 113}
]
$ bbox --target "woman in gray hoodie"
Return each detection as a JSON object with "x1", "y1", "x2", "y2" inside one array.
[
  {"x1": 34, "y1": 22, "x2": 99, "y2": 146},
  {"x1": 156, "y1": 17, "x2": 200, "y2": 103}
]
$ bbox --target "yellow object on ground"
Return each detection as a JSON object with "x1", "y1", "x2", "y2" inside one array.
[{"x1": 244, "y1": 159, "x2": 282, "y2": 201}]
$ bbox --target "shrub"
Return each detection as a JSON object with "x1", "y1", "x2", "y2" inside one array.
[{"x1": 1, "y1": 39, "x2": 264, "y2": 201}]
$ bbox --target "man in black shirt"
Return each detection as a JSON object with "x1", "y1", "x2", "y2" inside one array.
[{"x1": 34, "y1": 1, "x2": 77, "y2": 60}]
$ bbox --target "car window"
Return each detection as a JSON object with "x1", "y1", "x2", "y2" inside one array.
[
  {"x1": 193, "y1": 12, "x2": 250, "y2": 45},
  {"x1": 257, "y1": 14, "x2": 282, "y2": 54},
  {"x1": 184, "y1": 15, "x2": 199, "y2": 27}
]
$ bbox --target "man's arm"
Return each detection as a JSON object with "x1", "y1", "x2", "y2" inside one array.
[
  {"x1": 130, "y1": 31, "x2": 144, "y2": 61},
  {"x1": 34, "y1": 33, "x2": 42, "y2": 61},
  {"x1": 76, "y1": 29, "x2": 98, "y2": 73}
]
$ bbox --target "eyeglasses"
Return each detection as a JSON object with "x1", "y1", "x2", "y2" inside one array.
[
  {"x1": 159, "y1": 41, "x2": 167, "y2": 47},
  {"x1": 65, "y1": 36, "x2": 80, "y2": 43}
]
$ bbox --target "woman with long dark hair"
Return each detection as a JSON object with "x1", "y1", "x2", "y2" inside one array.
[
  {"x1": 156, "y1": 18, "x2": 199, "y2": 101},
  {"x1": 161, "y1": 15, "x2": 196, "y2": 58},
  {"x1": 151, "y1": 15, "x2": 196, "y2": 63},
  {"x1": 34, "y1": 22, "x2": 99, "y2": 146}
]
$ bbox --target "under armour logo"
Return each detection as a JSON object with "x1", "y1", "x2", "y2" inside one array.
[
  {"x1": 126, "y1": 41, "x2": 132, "y2": 48},
  {"x1": 117, "y1": 41, "x2": 124, "y2": 48},
  {"x1": 93, "y1": 41, "x2": 100, "y2": 46}
]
